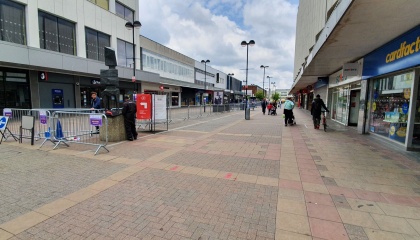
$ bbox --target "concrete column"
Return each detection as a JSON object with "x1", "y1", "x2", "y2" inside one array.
[
  {"x1": 26, "y1": 0, "x2": 40, "y2": 48},
  {"x1": 74, "y1": 76, "x2": 81, "y2": 108},
  {"x1": 29, "y1": 70, "x2": 40, "y2": 108}
]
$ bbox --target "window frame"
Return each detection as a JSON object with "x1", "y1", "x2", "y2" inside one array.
[
  {"x1": 117, "y1": 38, "x2": 134, "y2": 68},
  {"x1": 85, "y1": 27, "x2": 110, "y2": 61},
  {"x1": 115, "y1": 1, "x2": 134, "y2": 22},
  {"x1": 38, "y1": 11, "x2": 76, "y2": 55},
  {"x1": 0, "y1": 0, "x2": 26, "y2": 45}
]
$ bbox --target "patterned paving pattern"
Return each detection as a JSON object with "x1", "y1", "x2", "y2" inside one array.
[
  {"x1": 13, "y1": 169, "x2": 278, "y2": 240},
  {"x1": 0, "y1": 145, "x2": 127, "y2": 225},
  {"x1": 1, "y1": 109, "x2": 420, "y2": 240}
]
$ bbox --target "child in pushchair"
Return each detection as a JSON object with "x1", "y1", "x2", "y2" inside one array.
[{"x1": 270, "y1": 105, "x2": 277, "y2": 115}]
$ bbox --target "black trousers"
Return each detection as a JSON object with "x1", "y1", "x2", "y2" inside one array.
[
  {"x1": 284, "y1": 109, "x2": 293, "y2": 125},
  {"x1": 124, "y1": 114, "x2": 137, "y2": 139}
]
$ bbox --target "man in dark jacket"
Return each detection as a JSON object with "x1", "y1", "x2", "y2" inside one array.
[
  {"x1": 122, "y1": 96, "x2": 138, "y2": 141},
  {"x1": 90, "y1": 92, "x2": 101, "y2": 133},
  {"x1": 311, "y1": 94, "x2": 329, "y2": 129},
  {"x1": 261, "y1": 98, "x2": 267, "y2": 115}
]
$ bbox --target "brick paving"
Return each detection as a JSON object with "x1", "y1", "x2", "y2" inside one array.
[{"x1": 0, "y1": 108, "x2": 419, "y2": 240}]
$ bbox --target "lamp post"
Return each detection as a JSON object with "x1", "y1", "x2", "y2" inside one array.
[
  {"x1": 241, "y1": 40, "x2": 255, "y2": 120},
  {"x1": 267, "y1": 76, "x2": 273, "y2": 99},
  {"x1": 260, "y1": 65, "x2": 269, "y2": 98},
  {"x1": 228, "y1": 73, "x2": 234, "y2": 103},
  {"x1": 201, "y1": 59, "x2": 210, "y2": 112},
  {"x1": 125, "y1": 20, "x2": 142, "y2": 93}
]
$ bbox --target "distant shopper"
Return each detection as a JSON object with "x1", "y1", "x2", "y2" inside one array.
[
  {"x1": 90, "y1": 92, "x2": 101, "y2": 133},
  {"x1": 283, "y1": 97, "x2": 295, "y2": 126},
  {"x1": 261, "y1": 98, "x2": 267, "y2": 115},
  {"x1": 122, "y1": 96, "x2": 138, "y2": 141},
  {"x1": 311, "y1": 94, "x2": 329, "y2": 129}
]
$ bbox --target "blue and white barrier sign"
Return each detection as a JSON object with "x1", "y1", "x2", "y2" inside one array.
[{"x1": 0, "y1": 116, "x2": 9, "y2": 131}]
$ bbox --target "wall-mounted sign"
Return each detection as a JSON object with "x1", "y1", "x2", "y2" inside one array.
[
  {"x1": 39, "y1": 71, "x2": 48, "y2": 81},
  {"x1": 91, "y1": 79, "x2": 101, "y2": 85},
  {"x1": 342, "y1": 63, "x2": 359, "y2": 77}
]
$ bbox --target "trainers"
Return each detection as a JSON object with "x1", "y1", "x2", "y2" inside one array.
[{"x1": 285, "y1": 124, "x2": 287, "y2": 127}]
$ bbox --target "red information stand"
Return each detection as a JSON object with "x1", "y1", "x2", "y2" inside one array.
[{"x1": 136, "y1": 94, "x2": 152, "y2": 120}]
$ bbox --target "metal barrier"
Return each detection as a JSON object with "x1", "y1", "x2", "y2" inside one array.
[
  {"x1": 6, "y1": 108, "x2": 103, "y2": 141},
  {"x1": 7, "y1": 109, "x2": 52, "y2": 141},
  {"x1": 40, "y1": 111, "x2": 108, "y2": 155}
]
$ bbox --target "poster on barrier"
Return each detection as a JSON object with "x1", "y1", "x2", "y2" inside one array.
[
  {"x1": 90, "y1": 115, "x2": 102, "y2": 126},
  {"x1": 39, "y1": 110, "x2": 47, "y2": 125},
  {"x1": 3, "y1": 108, "x2": 12, "y2": 118},
  {"x1": 152, "y1": 94, "x2": 167, "y2": 120},
  {"x1": 136, "y1": 94, "x2": 152, "y2": 120}
]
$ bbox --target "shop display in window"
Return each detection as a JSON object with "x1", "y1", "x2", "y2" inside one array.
[{"x1": 369, "y1": 72, "x2": 413, "y2": 144}]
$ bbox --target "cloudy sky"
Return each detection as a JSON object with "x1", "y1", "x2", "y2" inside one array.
[{"x1": 138, "y1": 0, "x2": 299, "y2": 90}]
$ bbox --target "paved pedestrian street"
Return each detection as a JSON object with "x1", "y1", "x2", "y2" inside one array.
[{"x1": 0, "y1": 109, "x2": 419, "y2": 240}]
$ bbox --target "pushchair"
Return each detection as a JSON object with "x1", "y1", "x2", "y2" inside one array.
[{"x1": 270, "y1": 106, "x2": 277, "y2": 115}]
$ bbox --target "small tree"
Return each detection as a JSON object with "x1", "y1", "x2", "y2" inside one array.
[
  {"x1": 255, "y1": 90, "x2": 264, "y2": 100},
  {"x1": 272, "y1": 92, "x2": 280, "y2": 103}
]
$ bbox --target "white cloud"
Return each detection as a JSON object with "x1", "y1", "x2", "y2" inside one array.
[{"x1": 138, "y1": 0, "x2": 298, "y2": 90}]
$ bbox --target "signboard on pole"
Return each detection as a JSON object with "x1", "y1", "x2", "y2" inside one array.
[
  {"x1": 39, "y1": 110, "x2": 47, "y2": 125},
  {"x1": 3, "y1": 108, "x2": 12, "y2": 118},
  {"x1": 152, "y1": 94, "x2": 167, "y2": 121},
  {"x1": 90, "y1": 115, "x2": 102, "y2": 126},
  {"x1": 136, "y1": 94, "x2": 152, "y2": 120}
]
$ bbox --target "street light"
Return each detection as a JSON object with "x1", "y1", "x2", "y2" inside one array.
[
  {"x1": 260, "y1": 65, "x2": 269, "y2": 98},
  {"x1": 267, "y1": 76, "x2": 273, "y2": 99},
  {"x1": 241, "y1": 40, "x2": 255, "y2": 120},
  {"x1": 201, "y1": 59, "x2": 210, "y2": 112},
  {"x1": 125, "y1": 20, "x2": 142, "y2": 92},
  {"x1": 228, "y1": 73, "x2": 234, "y2": 103}
]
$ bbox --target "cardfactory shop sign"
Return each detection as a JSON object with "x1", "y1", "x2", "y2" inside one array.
[
  {"x1": 364, "y1": 25, "x2": 420, "y2": 78},
  {"x1": 385, "y1": 37, "x2": 420, "y2": 63}
]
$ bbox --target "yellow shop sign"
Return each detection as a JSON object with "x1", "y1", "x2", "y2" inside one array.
[{"x1": 386, "y1": 37, "x2": 420, "y2": 63}]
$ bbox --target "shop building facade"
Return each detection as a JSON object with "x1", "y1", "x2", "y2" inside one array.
[
  {"x1": 291, "y1": 0, "x2": 420, "y2": 150},
  {"x1": 0, "y1": 0, "x2": 156, "y2": 111},
  {"x1": 364, "y1": 26, "x2": 420, "y2": 150}
]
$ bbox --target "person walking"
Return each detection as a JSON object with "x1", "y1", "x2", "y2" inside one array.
[
  {"x1": 261, "y1": 98, "x2": 267, "y2": 115},
  {"x1": 283, "y1": 97, "x2": 295, "y2": 126},
  {"x1": 90, "y1": 92, "x2": 101, "y2": 133},
  {"x1": 122, "y1": 96, "x2": 138, "y2": 141},
  {"x1": 311, "y1": 94, "x2": 329, "y2": 129}
]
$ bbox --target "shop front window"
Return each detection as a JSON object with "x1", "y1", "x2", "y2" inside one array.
[
  {"x1": 412, "y1": 81, "x2": 420, "y2": 147},
  {"x1": 171, "y1": 92, "x2": 179, "y2": 106},
  {"x1": 331, "y1": 86, "x2": 349, "y2": 125},
  {"x1": 369, "y1": 72, "x2": 413, "y2": 144},
  {"x1": 0, "y1": 71, "x2": 30, "y2": 110}
]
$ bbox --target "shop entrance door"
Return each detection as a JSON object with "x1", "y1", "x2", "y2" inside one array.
[{"x1": 349, "y1": 90, "x2": 360, "y2": 126}]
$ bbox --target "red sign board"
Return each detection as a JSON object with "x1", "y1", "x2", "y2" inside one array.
[
  {"x1": 136, "y1": 94, "x2": 152, "y2": 120},
  {"x1": 132, "y1": 76, "x2": 136, "y2": 82}
]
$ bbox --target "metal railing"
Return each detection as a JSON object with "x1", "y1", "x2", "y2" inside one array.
[{"x1": 40, "y1": 111, "x2": 108, "y2": 155}]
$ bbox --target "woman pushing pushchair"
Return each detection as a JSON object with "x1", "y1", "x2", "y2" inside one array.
[
  {"x1": 283, "y1": 97, "x2": 296, "y2": 126},
  {"x1": 267, "y1": 102, "x2": 277, "y2": 115}
]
